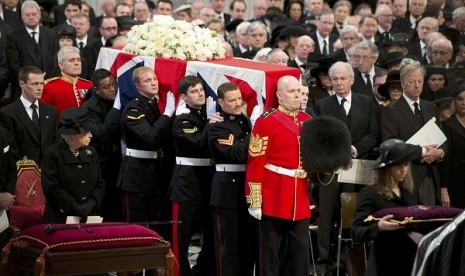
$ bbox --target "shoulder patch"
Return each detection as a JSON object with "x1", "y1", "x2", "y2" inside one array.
[
  {"x1": 44, "y1": 77, "x2": 59, "y2": 84},
  {"x1": 261, "y1": 108, "x2": 277, "y2": 118},
  {"x1": 126, "y1": 108, "x2": 145, "y2": 120}
]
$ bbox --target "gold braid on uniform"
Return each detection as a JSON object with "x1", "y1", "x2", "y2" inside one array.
[{"x1": 246, "y1": 182, "x2": 262, "y2": 208}]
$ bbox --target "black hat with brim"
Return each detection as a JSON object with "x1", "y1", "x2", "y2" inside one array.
[
  {"x1": 225, "y1": 19, "x2": 244, "y2": 33},
  {"x1": 379, "y1": 51, "x2": 403, "y2": 69},
  {"x1": 369, "y1": 139, "x2": 420, "y2": 169},
  {"x1": 300, "y1": 52, "x2": 325, "y2": 68},
  {"x1": 433, "y1": 86, "x2": 454, "y2": 105},
  {"x1": 378, "y1": 70, "x2": 401, "y2": 99},
  {"x1": 58, "y1": 106, "x2": 95, "y2": 135},
  {"x1": 277, "y1": 24, "x2": 308, "y2": 40},
  {"x1": 310, "y1": 57, "x2": 337, "y2": 78}
]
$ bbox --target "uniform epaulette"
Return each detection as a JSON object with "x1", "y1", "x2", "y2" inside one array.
[
  {"x1": 44, "y1": 77, "x2": 60, "y2": 84},
  {"x1": 261, "y1": 108, "x2": 277, "y2": 118},
  {"x1": 78, "y1": 77, "x2": 93, "y2": 83}
]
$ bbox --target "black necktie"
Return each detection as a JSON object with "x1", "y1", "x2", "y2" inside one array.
[
  {"x1": 340, "y1": 98, "x2": 347, "y2": 116},
  {"x1": 322, "y1": 40, "x2": 328, "y2": 55},
  {"x1": 79, "y1": 41, "x2": 84, "y2": 50},
  {"x1": 31, "y1": 31, "x2": 38, "y2": 45},
  {"x1": 31, "y1": 103, "x2": 39, "y2": 127},
  {"x1": 365, "y1": 74, "x2": 372, "y2": 91},
  {"x1": 413, "y1": 102, "x2": 424, "y2": 123},
  {"x1": 383, "y1": 32, "x2": 390, "y2": 41}
]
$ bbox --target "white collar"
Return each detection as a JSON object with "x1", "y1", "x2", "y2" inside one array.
[{"x1": 336, "y1": 92, "x2": 352, "y2": 104}]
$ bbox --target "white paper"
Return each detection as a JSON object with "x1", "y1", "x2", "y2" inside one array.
[
  {"x1": 337, "y1": 159, "x2": 376, "y2": 185},
  {"x1": 407, "y1": 118, "x2": 447, "y2": 147},
  {"x1": 0, "y1": 210, "x2": 9, "y2": 233},
  {"x1": 66, "y1": 216, "x2": 103, "y2": 224}
]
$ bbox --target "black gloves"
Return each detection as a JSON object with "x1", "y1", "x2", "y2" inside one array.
[{"x1": 73, "y1": 198, "x2": 96, "y2": 219}]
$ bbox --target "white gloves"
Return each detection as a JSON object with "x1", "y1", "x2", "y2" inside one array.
[
  {"x1": 175, "y1": 98, "x2": 190, "y2": 115},
  {"x1": 163, "y1": 92, "x2": 175, "y2": 117},
  {"x1": 113, "y1": 89, "x2": 121, "y2": 110},
  {"x1": 250, "y1": 105, "x2": 263, "y2": 128},
  {"x1": 248, "y1": 208, "x2": 262, "y2": 220},
  {"x1": 206, "y1": 96, "x2": 217, "y2": 119}
]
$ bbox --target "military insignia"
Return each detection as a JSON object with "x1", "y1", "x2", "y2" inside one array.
[
  {"x1": 86, "y1": 149, "x2": 92, "y2": 155},
  {"x1": 246, "y1": 182, "x2": 262, "y2": 208},
  {"x1": 217, "y1": 134, "x2": 234, "y2": 146},
  {"x1": 182, "y1": 127, "x2": 198, "y2": 134},
  {"x1": 127, "y1": 114, "x2": 145, "y2": 119},
  {"x1": 79, "y1": 89, "x2": 88, "y2": 98},
  {"x1": 248, "y1": 134, "x2": 268, "y2": 157},
  {"x1": 261, "y1": 108, "x2": 276, "y2": 118}
]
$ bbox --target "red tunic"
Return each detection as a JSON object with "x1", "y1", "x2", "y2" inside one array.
[
  {"x1": 245, "y1": 107, "x2": 312, "y2": 221},
  {"x1": 41, "y1": 74, "x2": 93, "y2": 117}
]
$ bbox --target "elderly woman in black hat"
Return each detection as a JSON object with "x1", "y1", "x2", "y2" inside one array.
[
  {"x1": 307, "y1": 56, "x2": 336, "y2": 111},
  {"x1": 42, "y1": 106, "x2": 105, "y2": 223},
  {"x1": 352, "y1": 139, "x2": 421, "y2": 276}
]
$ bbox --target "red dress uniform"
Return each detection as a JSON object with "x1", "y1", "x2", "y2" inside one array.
[
  {"x1": 41, "y1": 73, "x2": 93, "y2": 116},
  {"x1": 245, "y1": 106, "x2": 312, "y2": 221}
]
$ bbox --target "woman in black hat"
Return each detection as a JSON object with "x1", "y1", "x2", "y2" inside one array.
[
  {"x1": 351, "y1": 139, "x2": 421, "y2": 276},
  {"x1": 42, "y1": 106, "x2": 105, "y2": 223},
  {"x1": 421, "y1": 66, "x2": 448, "y2": 102},
  {"x1": 307, "y1": 57, "x2": 335, "y2": 111},
  {"x1": 440, "y1": 84, "x2": 465, "y2": 208}
]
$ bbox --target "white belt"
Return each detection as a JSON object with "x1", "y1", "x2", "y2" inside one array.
[
  {"x1": 126, "y1": 148, "x2": 159, "y2": 159},
  {"x1": 215, "y1": 164, "x2": 246, "y2": 172},
  {"x1": 264, "y1": 163, "x2": 307, "y2": 178},
  {"x1": 176, "y1": 157, "x2": 212, "y2": 166}
]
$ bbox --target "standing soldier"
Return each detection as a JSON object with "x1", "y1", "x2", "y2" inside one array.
[
  {"x1": 170, "y1": 76, "x2": 216, "y2": 276},
  {"x1": 117, "y1": 66, "x2": 175, "y2": 225},
  {"x1": 245, "y1": 75, "x2": 312, "y2": 276},
  {"x1": 208, "y1": 82, "x2": 255, "y2": 276}
]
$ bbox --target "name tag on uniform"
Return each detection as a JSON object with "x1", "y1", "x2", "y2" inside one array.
[{"x1": 3, "y1": 145, "x2": 9, "y2": 153}]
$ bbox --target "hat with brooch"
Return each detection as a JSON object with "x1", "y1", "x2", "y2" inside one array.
[{"x1": 58, "y1": 106, "x2": 95, "y2": 135}]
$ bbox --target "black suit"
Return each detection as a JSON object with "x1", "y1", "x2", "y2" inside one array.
[
  {"x1": 352, "y1": 67, "x2": 383, "y2": 98},
  {"x1": 314, "y1": 92, "x2": 378, "y2": 274},
  {"x1": 84, "y1": 38, "x2": 103, "y2": 80},
  {"x1": 6, "y1": 26, "x2": 57, "y2": 99},
  {"x1": 381, "y1": 96, "x2": 446, "y2": 205},
  {"x1": 0, "y1": 125, "x2": 15, "y2": 195},
  {"x1": 0, "y1": 37, "x2": 9, "y2": 98},
  {"x1": 408, "y1": 40, "x2": 424, "y2": 62},
  {"x1": 330, "y1": 48, "x2": 348, "y2": 62},
  {"x1": 0, "y1": 100, "x2": 60, "y2": 167},
  {"x1": 2, "y1": 8, "x2": 21, "y2": 29},
  {"x1": 309, "y1": 31, "x2": 338, "y2": 56}
]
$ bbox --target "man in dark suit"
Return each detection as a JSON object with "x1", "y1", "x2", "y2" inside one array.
[
  {"x1": 315, "y1": 61, "x2": 378, "y2": 275},
  {"x1": 392, "y1": 0, "x2": 426, "y2": 38},
  {"x1": 0, "y1": 124, "x2": 16, "y2": 248},
  {"x1": 407, "y1": 17, "x2": 439, "y2": 63},
  {"x1": 287, "y1": 35, "x2": 315, "y2": 73},
  {"x1": 351, "y1": 40, "x2": 383, "y2": 98},
  {"x1": 210, "y1": 0, "x2": 231, "y2": 23},
  {"x1": 0, "y1": 66, "x2": 60, "y2": 168},
  {"x1": 5, "y1": 0, "x2": 57, "y2": 100},
  {"x1": 52, "y1": 0, "x2": 80, "y2": 34},
  {"x1": 331, "y1": 25, "x2": 362, "y2": 62},
  {"x1": 382, "y1": 61, "x2": 447, "y2": 206},
  {"x1": 310, "y1": 9, "x2": 338, "y2": 56},
  {"x1": 374, "y1": 4, "x2": 394, "y2": 45},
  {"x1": 0, "y1": 4, "x2": 21, "y2": 29}
]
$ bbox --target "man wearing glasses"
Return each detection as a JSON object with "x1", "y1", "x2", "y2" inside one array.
[
  {"x1": 350, "y1": 40, "x2": 383, "y2": 99},
  {"x1": 430, "y1": 37, "x2": 454, "y2": 68},
  {"x1": 331, "y1": 25, "x2": 362, "y2": 62}
]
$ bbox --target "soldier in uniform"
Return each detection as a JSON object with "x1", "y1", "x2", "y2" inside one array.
[
  {"x1": 245, "y1": 75, "x2": 312, "y2": 276},
  {"x1": 84, "y1": 69, "x2": 122, "y2": 222},
  {"x1": 170, "y1": 75, "x2": 215, "y2": 276},
  {"x1": 208, "y1": 82, "x2": 255, "y2": 276},
  {"x1": 41, "y1": 46, "x2": 93, "y2": 117},
  {"x1": 42, "y1": 106, "x2": 105, "y2": 223},
  {"x1": 117, "y1": 66, "x2": 175, "y2": 225}
]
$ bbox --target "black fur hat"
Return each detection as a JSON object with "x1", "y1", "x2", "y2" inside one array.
[{"x1": 301, "y1": 116, "x2": 352, "y2": 175}]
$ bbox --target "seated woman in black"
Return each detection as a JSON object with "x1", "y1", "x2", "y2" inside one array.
[
  {"x1": 42, "y1": 106, "x2": 105, "y2": 223},
  {"x1": 351, "y1": 139, "x2": 421, "y2": 276}
]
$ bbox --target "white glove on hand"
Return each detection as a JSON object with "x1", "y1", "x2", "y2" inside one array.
[
  {"x1": 175, "y1": 98, "x2": 190, "y2": 116},
  {"x1": 113, "y1": 89, "x2": 121, "y2": 110},
  {"x1": 206, "y1": 96, "x2": 217, "y2": 119},
  {"x1": 248, "y1": 208, "x2": 262, "y2": 220},
  {"x1": 250, "y1": 105, "x2": 263, "y2": 128},
  {"x1": 163, "y1": 92, "x2": 176, "y2": 117}
]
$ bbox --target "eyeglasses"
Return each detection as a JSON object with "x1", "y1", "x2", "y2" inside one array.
[
  {"x1": 432, "y1": 50, "x2": 451, "y2": 56},
  {"x1": 353, "y1": 55, "x2": 374, "y2": 61},
  {"x1": 100, "y1": 26, "x2": 118, "y2": 31}
]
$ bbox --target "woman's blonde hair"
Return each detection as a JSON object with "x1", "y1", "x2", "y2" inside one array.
[{"x1": 374, "y1": 164, "x2": 414, "y2": 200}]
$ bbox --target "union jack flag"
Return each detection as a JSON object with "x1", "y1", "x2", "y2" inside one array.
[{"x1": 96, "y1": 47, "x2": 300, "y2": 114}]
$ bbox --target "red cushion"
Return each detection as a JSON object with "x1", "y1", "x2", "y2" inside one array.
[
  {"x1": 368, "y1": 205, "x2": 463, "y2": 228},
  {"x1": 20, "y1": 223, "x2": 165, "y2": 251},
  {"x1": 9, "y1": 205, "x2": 45, "y2": 230}
]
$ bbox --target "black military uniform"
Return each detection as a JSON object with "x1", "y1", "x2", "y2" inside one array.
[
  {"x1": 84, "y1": 95, "x2": 123, "y2": 222},
  {"x1": 208, "y1": 110, "x2": 255, "y2": 276},
  {"x1": 170, "y1": 105, "x2": 215, "y2": 276},
  {"x1": 117, "y1": 95, "x2": 172, "y2": 224},
  {"x1": 0, "y1": 125, "x2": 16, "y2": 247}
]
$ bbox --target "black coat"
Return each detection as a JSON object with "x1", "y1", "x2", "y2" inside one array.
[
  {"x1": 83, "y1": 38, "x2": 103, "y2": 80},
  {"x1": 440, "y1": 114, "x2": 465, "y2": 208},
  {"x1": 169, "y1": 106, "x2": 212, "y2": 206},
  {"x1": 41, "y1": 139, "x2": 105, "y2": 223},
  {"x1": 352, "y1": 67, "x2": 383, "y2": 99},
  {"x1": 381, "y1": 96, "x2": 447, "y2": 202},
  {"x1": 0, "y1": 125, "x2": 16, "y2": 195},
  {"x1": 351, "y1": 185, "x2": 419, "y2": 276},
  {"x1": 308, "y1": 85, "x2": 331, "y2": 111},
  {"x1": 208, "y1": 111, "x2": 250, "y2": 208},
  {"x1": 309, "y1": 31, "x2": 338, "y2": 55},
  {"x1": 0, "y1": 100, "x2": 60, "y2": 167},
  {"x1": 330, "y1": 48, "x2": 348, "y2": 62},
  {"x1": 117, "y1": 95, "x2": 172, "y2": 194}
]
